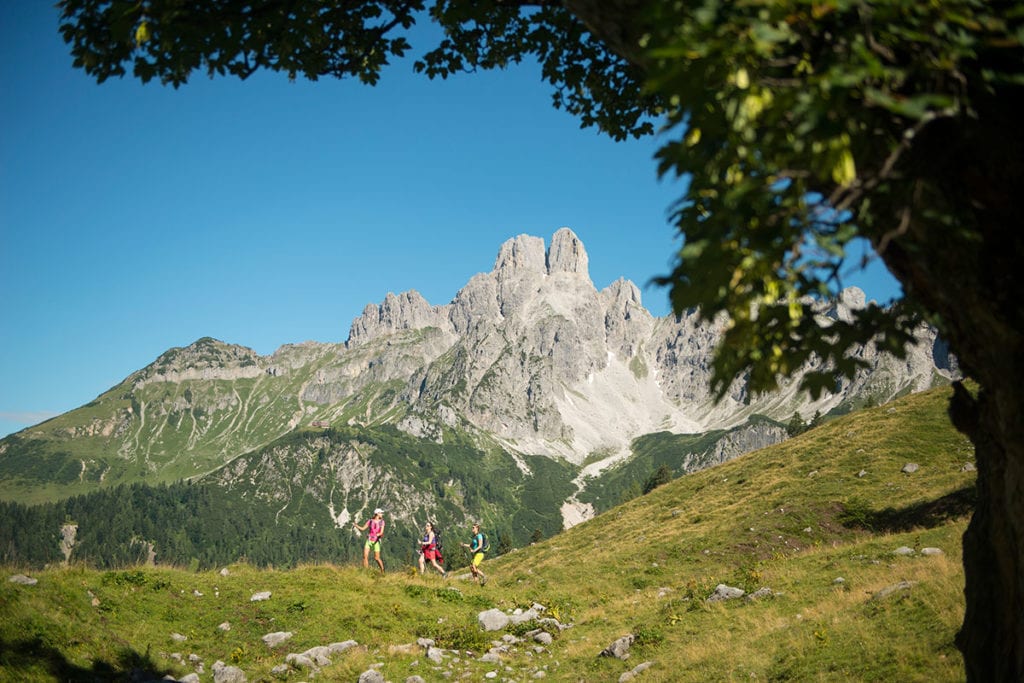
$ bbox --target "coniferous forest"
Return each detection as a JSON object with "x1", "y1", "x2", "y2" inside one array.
[{"x1": 0, "y1": 482, "x2": 365, "y2": 569}]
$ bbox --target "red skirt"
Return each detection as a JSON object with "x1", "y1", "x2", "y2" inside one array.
[{"x1": 423, "y1": 546, "x2": 443, "y2": 562}]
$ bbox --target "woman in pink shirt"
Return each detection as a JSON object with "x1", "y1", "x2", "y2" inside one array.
[{"x1": 353, "y1": 508, "x2": 386, "y2": 574}]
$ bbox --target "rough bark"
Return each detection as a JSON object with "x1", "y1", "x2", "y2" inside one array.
[
  {"x1": 951, "y1": 382, "x2": 1024, "y2": 680},
  {"x1": 876, "y1": 86, "x2": 1024, "y2": 680}
]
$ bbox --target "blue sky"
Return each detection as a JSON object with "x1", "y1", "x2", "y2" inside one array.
[{"x1": 0, "y1": 4, "x2": 900, "y2": 439}]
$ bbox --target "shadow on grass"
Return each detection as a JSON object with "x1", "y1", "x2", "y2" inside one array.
[
  {"x1": 0, "y1": 635, "x2": 175, "y2": 682},
  {"x1": 840, "y1": 485, "x2": 975, "y2": 533}
]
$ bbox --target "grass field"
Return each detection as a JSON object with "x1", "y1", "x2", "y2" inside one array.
[{"x1": 0, "y1": 386, "x2": 972, "y2": 681}]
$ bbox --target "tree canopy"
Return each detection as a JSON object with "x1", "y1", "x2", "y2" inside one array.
[{"x1": 56, "y1": 1, "x2": 1024, "y2": 679}]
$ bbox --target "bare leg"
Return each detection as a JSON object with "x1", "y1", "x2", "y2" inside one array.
[{"x1": 373, "y1": 550, "x2": 385, "y2": 575}]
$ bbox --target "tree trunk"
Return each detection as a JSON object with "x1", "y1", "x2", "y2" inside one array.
[
  {"x1": 877, "y1": 85, "x2": 1024, "y2": 680},
  {"x1": 951, "y1": 381, "x2": 1024, "y2": 680}
]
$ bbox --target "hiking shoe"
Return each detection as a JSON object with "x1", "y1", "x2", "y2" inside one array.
[{"x1": 480, "y1": 575, "x2": 487, "y2": 586}]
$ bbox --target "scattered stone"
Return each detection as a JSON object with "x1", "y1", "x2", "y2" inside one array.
[
  {"x1": 192, "y1": 589, "x2": 203, "y2": 597},
  {"x1": 706, "y1": 584, "x2": 745, "y2": 602},
  {"x1": 171, "y1": 633, "x2": 187, "y2": 642},
  {"x1": 833, "y1": 577, "x2": 846, "y2": 585},
  {"x1": 485, "y1": 671, "x2": 498, "y2": 679},
  {"x1": 893, "y1": 546, "x2": 915, "y2": 556},
  {"x1": 961, "y1": 462, "x2": 976, "y2": 472},
  {"x1": 250, "y1": 591, "x2": 272, "y2": 602},
  {"x1": 427, "y1": 646, "x2": 445, "y2": 664},
  {"x1": 538, "y1": 617, "x2": 567, "y2": 631},
  {"x1": 219, "y1": 568, "x2": 230, "y2": 576},
  {"x1": 212, "y1": 660, "x2": 247, "y2": 683},
  {"x1": 327, "y1": 641, "x2": 359, "y2": 654},
  {"x1": 218, "y1": 622, "x2": 231, "y2": 632},
  {"x1": 745, "y1": 587, "x2": 774, "y2": 601},
  {"x1": 8, "y1": 574, "x2": 37, "y2": 586},
  {"x1": 405, "y1": 677, "x2": 427, "y2": 683},
  {"x1": 600, "y1": 634, "x2": 634, "y2": 660},
  {"x1": 619, "y1": 660, "x2": 654, "y2": 682},
  {"x1": 510, "y1": 607, "x2": 541, "y2": 625},
  {"x1": 871, "y1": 580, "x2": 917, "y2": 601},
  {"x1": 857, "y1": 470, "x2": 868, "y2": 478},
  {"x1": 262, "y1": 632, "x2": 293, "y2": 648},
  {"x1": 179, "y1": 674, "x2": 200, "y2": 683},
  {"x1": 302, "y1": 646, "x2": 334, "y2": 666},
  {"x1": 901, "y1": 463, "x2": 920, "y2": 474},
  {"x1": 479, "y1": 608, "x2": 511, "y2": 631},
  {"x1": 534, "y1": 632, "x2": 553, "y2": 646},
  {"x1": 358, "y1": 669, "x2": 385, "y2": 683},
  {"x1": 921, "y1": 547, "x2": 945, "y2": 556},
  {"x1": 285, "y1": 653, "x2": 316, "y2": 670},
  {"x1": 480, "y1": 652, "x2": 502, "y2": 663}
]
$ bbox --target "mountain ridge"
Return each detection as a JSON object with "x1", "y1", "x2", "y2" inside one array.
[{"x1": 0, "y1": 228, "x2": 955, "y2": 530}]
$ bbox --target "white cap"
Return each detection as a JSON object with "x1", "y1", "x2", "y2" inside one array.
[{"x1": 373, "y1": 508, "x2": 384, "y2": 515}]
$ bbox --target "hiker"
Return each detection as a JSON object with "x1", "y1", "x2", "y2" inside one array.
[
  {"x1": 460, "y1": 522, "x2": 488, "y2": 586},
  {"x1": 418, "y1": 522, "x2": 446, "y2": 576},
  {"x1": 353, "y1": 508, "x2": 386, "y2": 574}
]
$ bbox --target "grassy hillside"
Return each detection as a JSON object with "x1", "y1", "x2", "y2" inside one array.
[{"x1": 0, "y1": 386, "x2": 973, "y2": 681}]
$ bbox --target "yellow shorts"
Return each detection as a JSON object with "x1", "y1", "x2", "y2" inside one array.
[{"x1": 472, "y1": 552, "x2": 484, "y2": 567}]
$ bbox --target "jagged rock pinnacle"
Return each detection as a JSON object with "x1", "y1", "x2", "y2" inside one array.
[{"x1": 547, "y1": 227, "x2": 589, "y2": 279}]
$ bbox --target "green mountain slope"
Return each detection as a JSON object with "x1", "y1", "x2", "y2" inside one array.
[{"x1": 1, "y1": 385, "x2": 972, "y2": 681}]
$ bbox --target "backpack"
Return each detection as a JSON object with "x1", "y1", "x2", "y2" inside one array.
[
  {"x1": 479, "y1": 532, "x2": 490, "y2": 553},
  {"x1": 433, "y1": 528, "x2": 443, "y2": 555}
]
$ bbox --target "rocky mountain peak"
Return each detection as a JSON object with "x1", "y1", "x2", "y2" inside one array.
[
  {"x1": 316, "y1": 228, "x2": 954, "y2": 467},
  {"x1": 131, "y1": 337, "x2": 264, "y2": 388},
  {"x1": 347, "y1": 290, "x2": 443, "y2": 346},
  {"x1": 493, "y1": 234, "x2": 548, "y2": 277},
  {"x1": 492, "y1": 228, "x2": 590, "y2": 281},
  {"x1": 546, "y1": 227, "x2": 590, "y2": 279},
  {"x1": 602, "y1": 278, "x2": 644, "y2": 313}
]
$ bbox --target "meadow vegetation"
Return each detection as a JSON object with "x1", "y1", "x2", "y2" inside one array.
[{"x1": 1, "y1": 386, "x2": 971, "y2": 681}]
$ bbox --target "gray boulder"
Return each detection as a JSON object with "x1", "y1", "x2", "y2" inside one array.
[
  {"x1": 600, "y1": 634, "x2": 635, "y2": 660},
  {"x1": 479, "y1": 608, "x2": 511, "y2": 631},
  {"x1": 8, "y1": 574, "x2": 37, "y2": 586},
  {"x1": 261, "y1": 631, "x2": 292, "y2": 648},
  {"x1": 358, "y1": 670, "x2": 385, "y2": 683},
  {"x1": 706, "y1": 584, "x2": 745, "y2": 602},
  {"x1": 212, "y1": 660, "x2": 246, "y2": 683}
]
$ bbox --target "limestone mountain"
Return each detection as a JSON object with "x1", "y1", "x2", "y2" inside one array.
[{"x1": 0, "y1": 228, "x2": 955, "y2": 539}]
